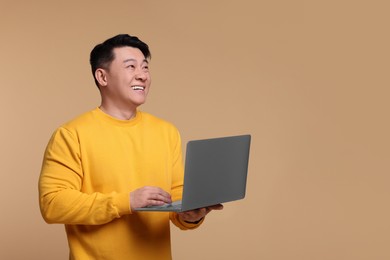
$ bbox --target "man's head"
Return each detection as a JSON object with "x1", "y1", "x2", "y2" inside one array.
[{"x1": 90, "y1": 34, "x2": 151, "y2": 88}]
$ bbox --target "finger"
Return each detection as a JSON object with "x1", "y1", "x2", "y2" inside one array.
[
  {"x1": 208, "y1": 204, "x2": 224, "y2": 210},
  {"x1": 147, "y1": 186, "x2": 172, "y2": 200},
  {"x1": 148, "y1": 199, "x2": 167, "y2": 206},
  {"x1": 149, "y1": 193, "x2": 172, "y2": 204},
  {"x1": 179, "y1": 208, "x2": 207, "y2": 222},
  {"x1": 187, "y1": 208, "x2": 207, "y2": 218},
  {"x1": 204, "y1": 204, "x2": 223, "y2": 214},
  {"x1": 141, "y1": 186, "x2": 172, "y2": 203}
]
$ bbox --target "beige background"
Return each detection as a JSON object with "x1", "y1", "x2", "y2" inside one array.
[{"x1": 1, "y1": 0, "x2": 390, "y2": 259}]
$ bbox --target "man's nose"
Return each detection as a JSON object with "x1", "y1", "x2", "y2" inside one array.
[{"x1": 135, "y1": 69, "x2": 147, "y2": 81}]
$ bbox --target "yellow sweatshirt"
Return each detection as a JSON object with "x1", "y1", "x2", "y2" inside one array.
[{"x1": 39, "y1": 108, "x2": 201, "y2": 260}]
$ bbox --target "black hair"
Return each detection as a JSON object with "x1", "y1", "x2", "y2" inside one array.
[{"x1": 89, "y1": 34, "x2": 151, "y2": 87}]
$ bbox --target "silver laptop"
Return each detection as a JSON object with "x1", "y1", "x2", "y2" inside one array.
[{"x1": 135, "y1": 134, "x2": 251, "y2": 212}]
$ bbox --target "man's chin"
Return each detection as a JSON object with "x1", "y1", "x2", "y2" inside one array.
[{"x1": 132, "y1": 99, "x2": 147, "y2": 107}]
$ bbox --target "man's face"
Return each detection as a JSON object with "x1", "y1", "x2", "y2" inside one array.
[{"x1": 103, "y1": 46, "x2": 151, "y2": 109}]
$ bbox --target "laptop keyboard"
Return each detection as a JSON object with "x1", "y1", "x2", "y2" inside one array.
[{"x1": 147, "y1": 200, "x2": 182, "y2": 210}]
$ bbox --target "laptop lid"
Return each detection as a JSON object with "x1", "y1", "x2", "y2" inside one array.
[
  {"x1": 180, "y1": 134, "x2": 251, "y2": 211},
  {"x1": 135, "y1": 134, "x2": 251, "y2": 212}
]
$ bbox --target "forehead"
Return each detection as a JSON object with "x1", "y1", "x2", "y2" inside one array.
[{"x1": 113, "y1": 46, "x2": 146, "y2": 62}]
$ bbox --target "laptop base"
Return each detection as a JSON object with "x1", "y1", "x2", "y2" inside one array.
[{"x1": 135, "y1": 200, "x2": 183, "y2": 212}]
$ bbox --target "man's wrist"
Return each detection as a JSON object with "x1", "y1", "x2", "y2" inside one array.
[{"x1": 184, "y1": 217, "x2": 204, "y2": 224}]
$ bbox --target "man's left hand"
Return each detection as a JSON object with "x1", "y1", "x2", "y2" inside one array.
[{"x1": 178, "y1": 204, "x2": 224, "y2": 223}]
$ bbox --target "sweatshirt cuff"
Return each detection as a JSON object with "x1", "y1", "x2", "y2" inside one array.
[
  {"x1": 172, "y1": 212, "x2": 204, "y2": 230},
  {"x1": 112, "y1": 192, "x2": 131, "y2": 216}
]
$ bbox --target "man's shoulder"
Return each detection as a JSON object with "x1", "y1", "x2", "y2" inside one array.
[
  {"x1": 140, "y1": 111, "x2": 177, "y2": 128},
  {"x1": 59, "y1": 108, "x2": 98, "y2": 131},
  {"x1": 140, "y1": 112, "x2": 181, "y2": 143}
]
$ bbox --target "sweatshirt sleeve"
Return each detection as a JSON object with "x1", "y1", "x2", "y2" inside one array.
[{"x1": 38, "y1": 127, "x2": 131, "y2": 225}]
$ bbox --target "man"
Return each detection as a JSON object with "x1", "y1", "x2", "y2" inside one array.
[{"x1": 39, "y1": 34, "x2": 223, "y2": 260}]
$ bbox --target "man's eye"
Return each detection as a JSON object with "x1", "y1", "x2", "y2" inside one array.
[{"x1": 127, "y1": 65, "x2": 135, "y2": 69}]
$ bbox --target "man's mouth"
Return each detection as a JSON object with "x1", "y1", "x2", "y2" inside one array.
[{"x1": 131, "y1": 85, "x2": 145, "y2": 91}]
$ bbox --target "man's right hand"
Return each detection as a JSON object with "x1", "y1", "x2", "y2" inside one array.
[{"x1": 130, "y1": 186, "x2": 172, "y2": 210}]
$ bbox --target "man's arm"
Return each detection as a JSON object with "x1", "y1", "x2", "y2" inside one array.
[
  {"x1": 38, "y1": 127, "x2": 130, "y2": 225},
  {"x1": 178, "y1": 204, "x2": 224, "y2": 223}
]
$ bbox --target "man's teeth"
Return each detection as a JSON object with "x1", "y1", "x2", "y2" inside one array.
[{"x1": 132, "y1": 86, "x2": 145, "y2": 90}]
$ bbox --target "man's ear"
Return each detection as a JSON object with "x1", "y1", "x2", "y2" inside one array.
[{"x1": 95, "y1": 68, "x2": 108, "y2": 87}]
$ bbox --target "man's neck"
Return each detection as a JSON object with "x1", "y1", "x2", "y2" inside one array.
[{"x1": 99, "y1": 104, "x2": 137, "y2": 120}]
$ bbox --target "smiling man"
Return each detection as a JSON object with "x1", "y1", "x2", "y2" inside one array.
[{"x1": 38, "y1": 34, "x2": 222, "y2": 260}]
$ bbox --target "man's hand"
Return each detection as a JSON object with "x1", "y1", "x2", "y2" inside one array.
[
  {"x1": 130, "y1": 186, "x2": 172, "y2": 210},
  {"x1": 178, "y1": 204, "x2": 224, "y2": 223}
]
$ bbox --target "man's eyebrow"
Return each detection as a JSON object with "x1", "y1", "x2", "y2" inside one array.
[
  {"x1": 123, "y1": 58, "x2": 136, "y2": 63},
  {"x1": 123, "y1": 58, "x2": 149, "y2": 64}
]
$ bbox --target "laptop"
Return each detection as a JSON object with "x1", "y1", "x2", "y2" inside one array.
[{"x1": 135, "y1": 134, "x2": 251, "y2": 212}]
